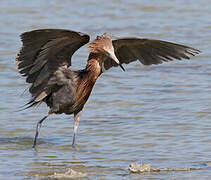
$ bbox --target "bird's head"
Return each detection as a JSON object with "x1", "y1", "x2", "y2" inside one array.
[{"x1": 88, "y1": 34, "x2": 125, "y2": 71}]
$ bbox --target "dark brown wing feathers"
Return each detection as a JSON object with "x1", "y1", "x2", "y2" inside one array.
[
  {"x1": 16, "y1": 29, "x2": 200, "y2": 111},
  {"x1": 103, "y1": 38, "x2": 200, "y2": 70},
  {"x1": 16, "y1": 29, "x2": 90, "y2": 109}
]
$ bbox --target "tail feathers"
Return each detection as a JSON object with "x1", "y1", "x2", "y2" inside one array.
[{"x1": 15, "y1": 99, "x2": 42, "y2": 112}]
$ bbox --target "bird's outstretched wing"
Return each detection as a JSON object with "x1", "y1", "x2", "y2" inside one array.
[
  {"x1": 15, "y1": 29, "x2": 90, "y2": 107},
  {"x1": 103, "y1": 37, "x2": 200, "y2": 71}
]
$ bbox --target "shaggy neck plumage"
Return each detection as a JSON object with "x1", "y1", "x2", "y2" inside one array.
[{"x1": 85, "y1": 52, "x2": 104, "y2": 76}]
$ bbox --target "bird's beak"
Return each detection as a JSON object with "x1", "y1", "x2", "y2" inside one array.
[{"x1": 109, "y1": 51, "x2": 125, "y2": 71}]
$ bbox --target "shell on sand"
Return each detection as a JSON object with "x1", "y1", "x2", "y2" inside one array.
[{"x1": 128, "y1": 163, "x2": 201, "y2": 173}]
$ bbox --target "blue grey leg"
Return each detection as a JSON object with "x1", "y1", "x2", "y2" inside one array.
[
  {"x1": 72, "y1": 110, "x2": 82, "y2": 146},
  {"x1": 33, "y1": 115, "x2": 48, "y2": 148}
]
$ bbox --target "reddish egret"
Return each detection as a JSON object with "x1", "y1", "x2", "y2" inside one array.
[{"x1": 15, "y1": 29, "x2": 200, "y2": 147}]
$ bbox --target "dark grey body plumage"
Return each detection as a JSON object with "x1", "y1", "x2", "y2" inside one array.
[{"x1": 45, "y1": 67, "x2": 76, "y2": 115}]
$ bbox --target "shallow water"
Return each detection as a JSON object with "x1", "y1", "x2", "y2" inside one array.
[{"x1": 0, "y1": 0, "x2": 211, "y2": 179}]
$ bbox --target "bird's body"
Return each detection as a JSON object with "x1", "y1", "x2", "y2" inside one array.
[
  {"x1": 15, "y1": 29, "x2": 200, "y2": 147},
  {"x1": 46, "y1": 58, "x2": 100, "y2": 115}
]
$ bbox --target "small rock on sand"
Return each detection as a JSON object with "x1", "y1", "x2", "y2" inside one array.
[
  {"x1": 128, "y1": 163, "x2": 159, "y2": 173},
  {"x1": 50, "y1": 168, "x2": 87, "y2": 178}
]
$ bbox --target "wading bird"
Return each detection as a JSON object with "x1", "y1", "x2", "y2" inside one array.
[{"x1": 15, "y1": 29, "x2": 200, "y2": 147}]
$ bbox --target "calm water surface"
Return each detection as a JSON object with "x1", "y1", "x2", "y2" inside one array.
[{"x1": 0, "y1": 0, "x2": 211, "y2": 179}]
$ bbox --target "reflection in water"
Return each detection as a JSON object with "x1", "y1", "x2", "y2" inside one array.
[{"x1": 0, "y1": 0, "x2": 211, "y2": 179}]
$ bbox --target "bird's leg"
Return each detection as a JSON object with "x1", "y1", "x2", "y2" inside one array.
[
  {"x1": 32, "y1": 115, "x2": 49, "y2": 148},
  {"x1": 72, "y1": 110, "x2": 82, "y2": 146}
]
